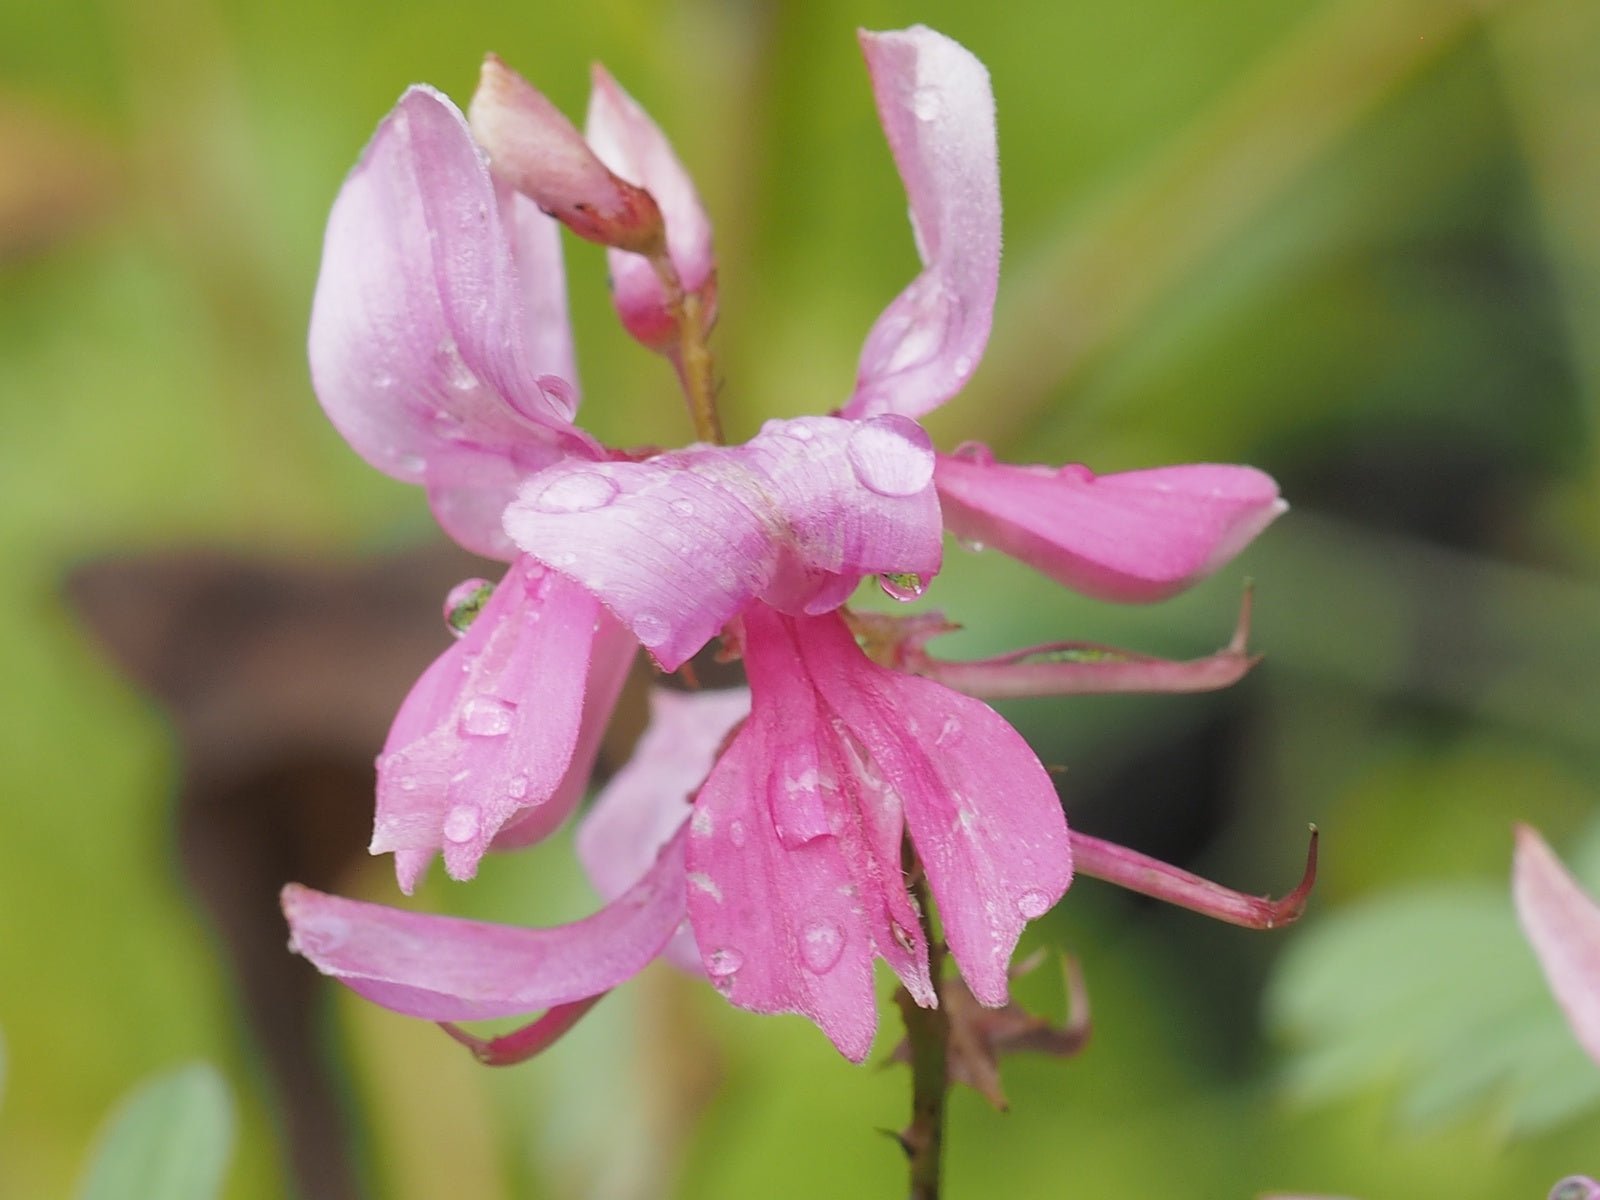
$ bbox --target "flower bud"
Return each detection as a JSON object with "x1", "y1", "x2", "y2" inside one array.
[{"x1": 468, "y1": 54, "x2": 665, "y2": 255}]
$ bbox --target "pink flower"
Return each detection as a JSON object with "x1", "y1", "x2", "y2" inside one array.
[
  {"x1": 287, "y1": 25, "x2": 1289, "y2": 1059},
  {"x1": 1513, "y1": 826, "x2": 1600, "y2": 1069}
]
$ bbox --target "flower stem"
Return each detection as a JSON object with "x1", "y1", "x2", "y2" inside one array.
[
  {"x1": 895, "y1": 871, "x2": 949, "y2": 1200},
  {"x1": 650, "y1": 254, "x2": 723, "y2": 445}
]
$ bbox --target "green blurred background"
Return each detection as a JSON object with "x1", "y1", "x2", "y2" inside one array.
[{"x1": 4, "y1": 0, "x2": 1600, "y2": 1195}]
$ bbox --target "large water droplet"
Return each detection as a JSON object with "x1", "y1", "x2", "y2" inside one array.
[
  {"x1": 800, "y1": 920, "x2": 845, "y2": 974},
  {"x1": 459, "y1": 695, "x2": 515, "y2": 737},
  {"x1": 706, "y1": 947, "x2": 744, "y2": 980},
  {"x1": 530, "y1": 472, "x2": 620, "y2": 514},
  {"x1": 1017, "y1": 889, "x2": 1052, "y2": 919},
  {"x1": 443, "y1": 805, "x2": 480, "y2": 844},
  {"x1": 878, "y1": 572, "x2": 930, "y2": 602},
  {"x1": 912, "y1": 85, "x2": 943, "y2": 122},
  {"x1": 633, "y1": 611, "x2": 670, "y2": 647},
  {"x1": 846, "y1": 415, "x2": 936, "y2": 497},
  {"x1": 442, "y1": 578, "x2": 494, "y2": 639}
]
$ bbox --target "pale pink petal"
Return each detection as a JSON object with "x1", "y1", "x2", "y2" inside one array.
[
  {"x1": 791, "y1": 606, "x2": 1071, "y2": 1006},
  {"x1": 844, "y1": 27, "x2": 1001, "y2": 421},
  {"x1": 586, "y1": 66, "x2": 716, "y2": 348},
  {"x1": 1514, "y1": 825, "x2": 1600, "y2": 1067},
  {"x1": 308, "y1": 86, "x2": 599, "y2": 558},
  {"x1": 576, "y1": 687, "x2": 752, "y2": 974},
  {"x1": 489, "y1": 610, "x2": 637, "y2": 852},
  {"x1": 371, "y1": 558, "x2": 610, "y2": 892},
  {"x1": 503, "y1": 415, "x2": 942, "y2": 671},
  {"x1": 935, "y1": 449, "x2": 1286, "y2": 602},
  {"x1": 281, "y1": 830, "x2": 686, "y2": 1021}
]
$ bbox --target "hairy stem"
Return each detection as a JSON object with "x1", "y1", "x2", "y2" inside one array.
[
  {"x1": 650, "y1": 255, "x2": 723, "y2": 445},
  {"x1": 896, "y1": 871, "x2": 948, "y2": 1200}
]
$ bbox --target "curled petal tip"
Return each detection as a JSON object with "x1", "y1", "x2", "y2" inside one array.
[{"x1": 438, "y1": 993, "x2": 606, "y2": 1067}]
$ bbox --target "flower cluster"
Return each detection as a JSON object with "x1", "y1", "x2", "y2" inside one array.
[{"x1": 282, "y1": 26, "x2": 1287, "y2": 1063}]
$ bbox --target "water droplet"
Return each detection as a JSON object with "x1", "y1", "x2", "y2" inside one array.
[
  {"x1": 671, "y1": 499, "x2": 695, "y2": 517},
  {"x1": 459, "y1": 695, "x2": 515, "y2": 737},
  {"x1": 1057, "y1": 463, "x2": 1096, "y2": 485},
  {"x1": 687, "y1": 871, "x2": 723, "y2": 902},
  {"x1": 878, "y1": 572, "x2": 930, "y2": 602},
  {"x1": 691, "y1": 807, "x2": 714, "y2": 838},
  {"x1": 956, "y1": 535, "x2": 987, "y2": 553},
  {"x1": 800, "y1": 920, "x2": 845, "y2": 974},
  {"x1": 948, "y1": 440, "x2": 995, "y2": 465},
  {"x1": 372, "y1": 371, "x2": 396, "y2": 391},
  {"x1": 553, "y1": 551, "x2": 578, "y2": 567},
  {"x1": 952, "y1": 353, "x2": 973, "y2": 376},
  {"x1": 530, "y1": 471, "x2": 620, "y2": 514},
  {"x1": 784, "y1": 422, "x2": 814, "y2": 441},
  {"x1": 706, "y1": 947, "x2": 744, "y2": 978},
  {"x1": 507, "y1": 774, "x2": 529, "y2": 799},
  {"x1": 442, "y1": 578, "x2": 494, "y2": 638},
  {"x1": 633, "y1": 611, "x2": 670, "y2": 647},
  {"x1": 935, "y1": 716, "x2": 962, "y2": 746},
  {"x1": 436, "y1": 336, "x2": 479, "y2": 392},
  {"x1": 1017, "y1": 889, "x2": 1052, "y2": 919},
  {"x1": 912, "y1": 86, "x2": 942, "y2": 122},
  {"x1": 729, "y1": 820, "x2": 748, "y2": 847},
  {"x1": 397, "y1": 774, "x2": 418, "y2": 793},
  {"x1": 443, "y1": 805, "x2": 480, "y2": 843},
  {"x1": 846, "y1": 415, "x2": 936, "y2": 497}
]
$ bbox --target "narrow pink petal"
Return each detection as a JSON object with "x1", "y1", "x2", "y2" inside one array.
[
  {"x1": 586, "y1": 66, "x2": 716, "y2": 348},
  {"x1": 371, "y1": 558, "x2": 608, "y2": 892},
  {"x1": 489, "y1": 609, "x2": 637, "y2": 852},
  {"x1": 1514, "y1": 825, "x2": 1600, "y2": 1067},
  {"x1": 844, "y1": 27, "x2": 1000, "y2": 421},
  {"x1": 576, "y1": 687, "x2": 752, "y2": 974},
  {"x1": 281, "y1": 830, "x2": 686, "y2": 1021},
  {"x1": 308, "y1": 86, "x2": 598, "y2": 558},
  {"x1": 935, "y1": 449, "x2": 1287, "y2": 602},
  {"x1": 790, "y1": 607, "x2": 1072, "y2": 1006},
  {"x1": 503, "y1": 415, "x2": 942, "y2": 671},
  {"x1": 685, "y1": 671, "x2": 907, "y2": 1063}
]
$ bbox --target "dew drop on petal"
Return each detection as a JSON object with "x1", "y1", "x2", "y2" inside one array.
[
  {"x1": 846, "y1": 415, "x2": 936, "y2": 497},
  {"x1": 530, "y1": 471, "x2": 620, "y2": 514},
  {"x1": 1017, "y1": 889, "x2": 1052, "y2": 919},
  {"x1": 459, "y1": 695, "x2": 515, "y2": 737},
  {"x1": 1056, "y1": 463, "x2": 1096, "y2": 485},
  {"x1": 633, "y1": 611, "x2": 670, "y2": 648},
  {"x1": 443, "y1": 805, "x2": 480, "y2": 844},
  {"x1": 948, "y1": 440, "x2": 995, "y2": 465},
  {"x1": 507, "y1": 774, "x2": 529, "y2": 799},
  {"x1": 912, "y1": 85, "x2": 942, "y2": 122},
  {"x1": 728, "y1": 819, "x2": 747, "y2": 847},
  {"x1": 800, "y1": 920, "x2": 845, "y2": 974},
  {"x1": 397, "y1": 774, "x2": 418, "y2": 793},
  {"x1": 442, "y1": 577, "x2": 494, "y2": 638},
  {"x1": 935, "y1": 716, "x2": 962, "y2": 746},
  {"x1": 706, "y1": 947, "x2": 744, "y2": 979}
]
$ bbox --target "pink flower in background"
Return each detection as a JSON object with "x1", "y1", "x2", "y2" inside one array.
[
  {"x1": 285, "y1": 24, "x2": 1287, "y2": 1060},
  {"x1": 1514, "y1": 826, "x2": 1600, "y2": 1068}
]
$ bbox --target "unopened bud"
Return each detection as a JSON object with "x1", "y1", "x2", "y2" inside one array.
[{"x1": 469, "y1": 54, "x2": 665, "y2": 255}]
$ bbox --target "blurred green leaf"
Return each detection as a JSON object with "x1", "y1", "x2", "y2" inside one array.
[
  {"x1": 1268, "y1": 826, "x2": 1600, "y2": 1135},
  {"x1": 75, "y1": 1063, "x2": 234, "y2": 1200}
]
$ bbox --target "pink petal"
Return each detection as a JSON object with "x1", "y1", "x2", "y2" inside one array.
[
  {"x1": 576, "y1": 687, "x2": 752, "y2": 974},
  {"x1": 844, "y1": 27, "x2": 1001, "y2": 421},
  {"x1": 503, "y1": 414, "x2": 942, "y2": 671},
  {"x1": 586, "y1": 66, "x2": 717, "y2": 348},
  {"x1": 789, "y1": 606, "x2": 1072, "y2": 1006},
  {"x1": 488, "y1": 609, "x2": 637, "y2": 852},
  {"x1": 1514, "y1": 825, "x2": 1600, "y2": 1068},
  {"x1": 686, "y1": 622, "x2": 930, "y2": 1060},
  {"x1": 281, "y1": 829, "x2": 686, "y2": 1021},
  {"x1": 308, "y1": 86, "x2": 599, "y2": 558},
  {"x1": 371, "y1": 558, "x2": 612, "y2": 892},
  {"x1": 935, "y1": 449, "x2": 1287, "y2": 602}
]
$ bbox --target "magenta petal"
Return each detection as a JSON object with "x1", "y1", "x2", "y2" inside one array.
[
  {"x1": 371, "y1": 558, "x2": 608, "y2": 892},
  {"x1": 1514, "y1": 825, "x2": 1600, "y2": 1068},
  {"x1": 844, "y1": 27, "x2": 1001, "y2": 421},
  {"x1": 935, "y1": 451, "x2": 1287, "y2": 602},
  {"x1": 790, "y1": 607, "x2": 1071, "y2": 1007},
  {"x1": 586, "y1": 66, "x2": 716, "y2": 348},
  {"x1": 503, "y1": 415, "x2": 942, "y2": 671},
  {"x1": 578, "y1": 687, "x2": 752, "y2": 975},
  {"x1": 281, "y1": 830, "x2": 686, "y2": 1021},
  {"x1": 308, "y1": 86, "x2": 599, "y2": 558}
]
